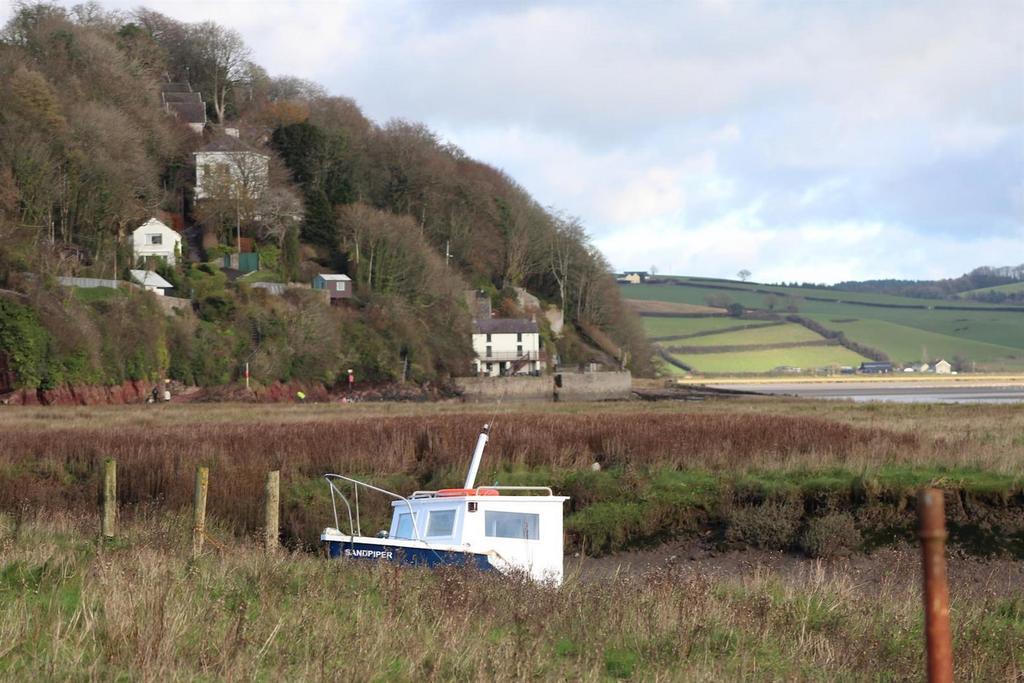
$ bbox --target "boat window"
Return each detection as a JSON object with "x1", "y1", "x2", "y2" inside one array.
[
  {"x1": 484, "y1": 511, "x2": 539, "y2": 540},
  {"x1": 426, "y1": 509, "x2": 456, "y2": 537},
  {"x1": 394, "y1": 512, "x2": 417, "y2": 539}
]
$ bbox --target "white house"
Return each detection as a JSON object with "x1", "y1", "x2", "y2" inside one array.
[
  {"x1": 194, "y1": 135, "x2": 270, "y2": 200},
  {"x1": 472, "y1": 318, "x2": 545, "y2": 377},
  {"x1": 129, "y1": 270, "x2": 173, "y2": 296},
  {"x1": 933, "y1": 359, "x2": 952, "y2": 374},
  {"x1": 130, "y1": 218, "x2": 182, "y2": 266}
]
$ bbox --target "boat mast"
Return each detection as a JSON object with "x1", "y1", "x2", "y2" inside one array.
[{"x1": 463, "y1": 423, "x2": 490, "y2": 489}]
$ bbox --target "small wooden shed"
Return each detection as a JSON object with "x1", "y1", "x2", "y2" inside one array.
[{"x1": 312, "y1": 273, "x2": 352, "y2": 300}]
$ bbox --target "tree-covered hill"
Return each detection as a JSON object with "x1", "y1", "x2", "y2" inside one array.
[{"x1": 0, "y1": 4, "x2": 650, "y2": 395}]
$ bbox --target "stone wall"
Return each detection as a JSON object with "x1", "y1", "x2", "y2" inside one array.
[
  {"x1": 455, "y1": 371, "x2": 632, "y2": 402},
  {"x1": 557, "y1": 370, "x2": 633, "y2": 401}
]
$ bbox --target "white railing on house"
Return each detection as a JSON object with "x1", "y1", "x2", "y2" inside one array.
[{"x1": 476, "y1": 351, "x2": 546, "y2": 363}]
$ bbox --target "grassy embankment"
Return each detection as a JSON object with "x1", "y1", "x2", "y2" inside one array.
[
  {"x1": 0, "y1": 401, "x2": 1021, "y2": 559},
  {"x1": 1, "y1": 510, "x2": 1022, "y2": 680},
  {"x1": 624, "y1": 279, "x2": 1024, "y2": 372}
]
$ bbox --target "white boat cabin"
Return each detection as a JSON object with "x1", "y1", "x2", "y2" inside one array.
[{"x1": 320, "y1": 424, "x2": 569, "y2": 584}]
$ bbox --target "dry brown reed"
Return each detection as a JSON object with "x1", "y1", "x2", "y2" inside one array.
[{"x1": 2, "y1": 401, "x2": 1022, "y2": 544}]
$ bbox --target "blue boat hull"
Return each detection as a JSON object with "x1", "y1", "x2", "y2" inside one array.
[{"x1": 326, "y1": 539, "x2": 495, "y2": 571}]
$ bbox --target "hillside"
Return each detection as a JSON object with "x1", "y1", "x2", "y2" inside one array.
[
  {"x1": 0, "y1": 5, "x2": 651, "y2": 398},
  {"x1": 624, "y1": 277, "x2": 1024, "y2": 375}
]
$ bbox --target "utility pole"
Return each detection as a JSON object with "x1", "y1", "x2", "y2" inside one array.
[{"x1": 445, "y1": 240, "x2": 451, "y2": 269}]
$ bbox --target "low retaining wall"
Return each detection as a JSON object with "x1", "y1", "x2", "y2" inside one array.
[
  {"x1": 558, "y1": 370, "x2": 633, "y2": 401},
  {"x1": 456, "y1": 371, "x2": 632, "y2": 402}
]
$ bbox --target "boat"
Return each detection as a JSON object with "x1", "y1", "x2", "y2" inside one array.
[{"x1": 320, "y1": 423, "x2": 570, "y2": 584}]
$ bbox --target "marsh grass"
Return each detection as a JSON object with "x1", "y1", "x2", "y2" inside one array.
[
  {"x1": 0, "y1": 401, "x2": 1022, "y2": 554},
  {"x1": 0, "y1": 512, "x2": 1021, "y2": 681}
]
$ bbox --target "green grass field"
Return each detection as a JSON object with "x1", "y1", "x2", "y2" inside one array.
[
  {"x1": 808, "y1": 316, "x2": 1024, "y2": 369},
  {"x1": 961, "y1": 281, "x2": 1024, "y2": 296},
  {"x1": 71, "y1": 286, "x2": 127, "y2": 302},
  {"x1": 672, "y1": 322, "x2": 823, "y2": 348},
  {"x1": 641, "y1": 317, "x2": 775, "y2": 338},
  {"x1": 672, "y1": 346, "x2": 868, "y2": 373},
  {"x1": 624, "y1": 279, "x2": 1024, "y2": 374}
]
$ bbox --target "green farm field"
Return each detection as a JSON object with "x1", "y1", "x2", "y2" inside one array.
[
  {"x1": 641, "y1": 316, "x2": 775, "y2": 338},
  {"x1": 807, "y1": 316, "x2": 1024, "y2": 369},
  {"x1": 624, "y1": 279, "x2": 1024, "y2": 374},
  {"x1": 671, "y1": 346, "x2": 868, "y2": 373},
  {"x1": 668, "y1": 322, "x2": 822, "y2": 348},
  {"x1": 961, "y1": 281, "x2": 1024, "y2": 296}
]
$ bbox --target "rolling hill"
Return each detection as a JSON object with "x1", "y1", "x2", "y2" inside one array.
[{"x1": 624, "y1": 277, "x2": 1024, "y2": 375}]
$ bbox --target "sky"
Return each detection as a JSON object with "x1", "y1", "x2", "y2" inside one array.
[{"x1": 4, "y1": 1, "x2": 1023, "y2": 283}]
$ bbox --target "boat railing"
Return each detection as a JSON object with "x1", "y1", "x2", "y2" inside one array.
[
  {"x1": 409, "y1": 485, "x2": 554, "y2": 499},
  {"x1": 322, "y1": 474, "x2": 424, "y2": 542}
]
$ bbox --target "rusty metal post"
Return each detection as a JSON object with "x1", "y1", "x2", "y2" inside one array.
[{"x1": 918, "y1": 487, "x2": 954, "y2": 683}]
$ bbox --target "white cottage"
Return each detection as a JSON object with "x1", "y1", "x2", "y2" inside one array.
[
  {"x1": 194, "y1": 135, "x2": 270, "y2": 200},
  {"x1": 933, "y1": 359, "x2": 952, "y2": 374},
  {"x1": 129, "y1": 270, "x2": 173, "y2": 296},
  {"x1": 472, "y1": 318, "x2": 545, "y2": 377},
  {"x1": 130, "y1": 218, "x2": 182, "y2": 266}
]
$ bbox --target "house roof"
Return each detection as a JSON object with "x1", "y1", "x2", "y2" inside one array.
[
  {"x1": 196, "y1": 135, "x2": 267, "y2": 155},
  {"x1": 129, "y1": 270, "x2": 173, "y2": 289},
  {"x1": 134, "y1": 217, "x2": 178, "y2": 234},
  {"x1": 167, "y1": 101, "x2": 206, "y2": 124},
  {"x1": 316, "y1": 273, "x2": 351, "y2": 281},
  {"x1": 473, "y1": 318, "x2": 539, "y2": 334}
]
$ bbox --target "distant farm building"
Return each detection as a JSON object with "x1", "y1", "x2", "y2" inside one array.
[
  {"x1": 859, "y1": 361, "x2": 893, "y2": 374},
  {"x1": 129, "y1": 270, "x2": 173, "y2": 296},
  {"x1": 932, "y1": 359, "x2": 952, "y2": 374},
  {"x1": 618, "y1": 271, "x2": 649, "y2": 284},
  {"x1": 130, "y1": 218, "x2": 182, "y2": 266},
  {"x1": 312, "y1": 273, "x2": 352, "y2": 301},
  {"x1": 472, "y1": 318, "x2": 545, "y2": 377}
]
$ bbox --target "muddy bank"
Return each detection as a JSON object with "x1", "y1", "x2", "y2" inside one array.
[{"x1": 0, "y1": 379, "x2": 454, "y2": 406}]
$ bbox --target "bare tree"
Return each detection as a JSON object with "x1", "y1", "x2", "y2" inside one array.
[
  {"x1": 187, "y1": 22, "x2": 252, "y2": 123},
  {"x1": 548, "y1": 212, "x2": 585, "y2": 317}
]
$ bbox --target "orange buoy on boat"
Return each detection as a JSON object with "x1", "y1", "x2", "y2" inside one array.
[{"x1": 437, "y1": 488, "x2": 500, "y2": 497}]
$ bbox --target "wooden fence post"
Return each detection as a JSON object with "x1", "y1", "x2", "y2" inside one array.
[
  {"x1": 192, "y1": 466, "x2": 209, "y2": 559},
  {"x1": 102, "y1": 458, "x2": 117, "y2": 539},
  {"x1": 265, "y1": 470, "x2": 280, "y2": 552},
  {"x1": 918, "y1": 487, "x2": 954, "y2": 683}
]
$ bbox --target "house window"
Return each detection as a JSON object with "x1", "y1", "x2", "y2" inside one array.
[
  {"x1": 485, "y1": 511, "x2": 539, "y2": 540},
  {"x1": 517, "y1": 345, "x2": 523, "y2": 355},
  {"x1": 485, "y1": 345, "x2": 492, "y2": 358},
  {"x1": 149, "y1": 234, "x2": 162, "y2": 245},
  {"x1": 426, "y1": 509, "x2": 456, "y2": 537},
  {"x1": 517, "y1": 333, "x2": 522, "y2": 342},
  {"x1": 336, "y1": 282, "x2": 345, "y2": 291},
  {"x1": 394, "y1": 512, "x2": 417, "y2": 540},
  {"x1": 486, "y1": 333, "x2": 492, "y2": 343}
]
